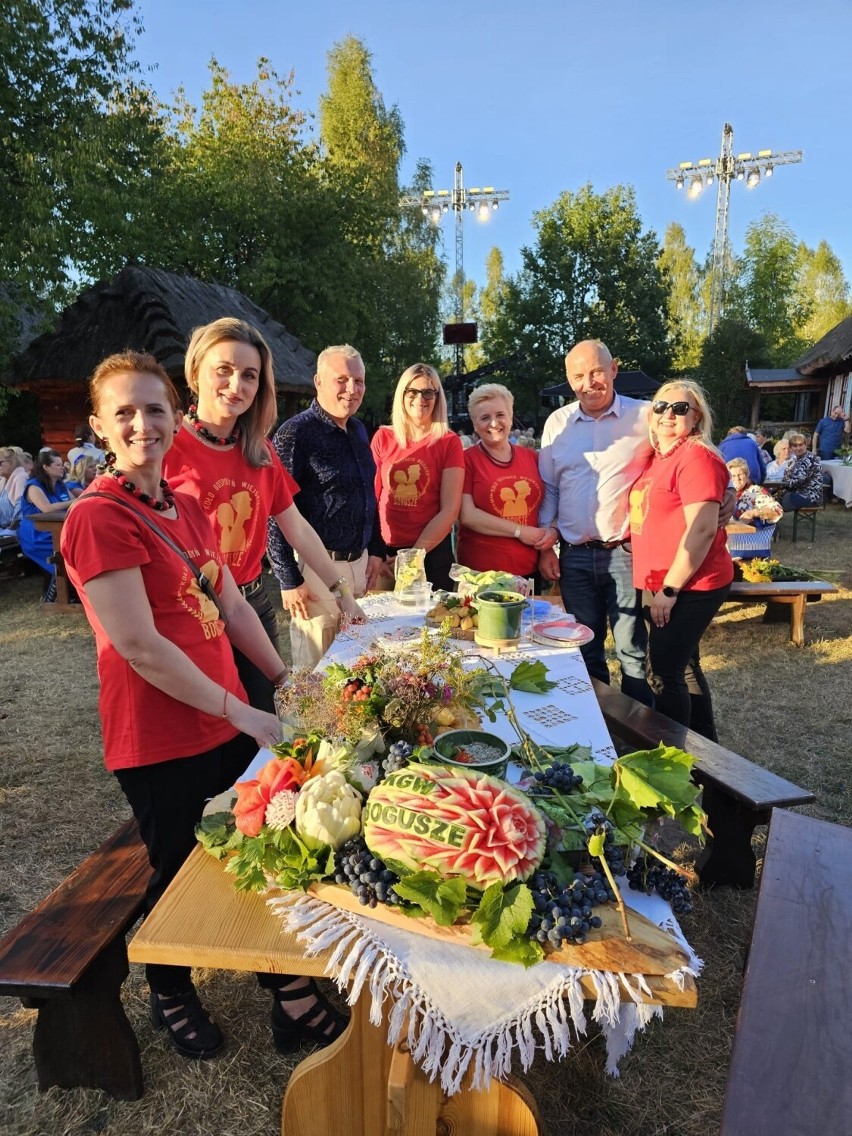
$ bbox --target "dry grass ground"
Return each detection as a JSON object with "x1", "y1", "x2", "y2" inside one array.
[{"x1": 1, "y1": 504, "x2": 850, "y2": 1136}]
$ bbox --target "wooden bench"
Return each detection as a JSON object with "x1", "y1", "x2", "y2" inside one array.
[
  {"x1": 591, "y1": 678, "x2": 814, "y2": 889},
  {"x1": 0, "y1": 818, "x2": 150, "y2": 1099},
  {"x1": 720, "y1": 808, "x2": 852, "y2": 1134},
  {"x1": 727, "y1": 579, "x2": 838, "y2": 646},
  {"x1": 30, "y1": 512, "x2": 81, "y2": 612}
]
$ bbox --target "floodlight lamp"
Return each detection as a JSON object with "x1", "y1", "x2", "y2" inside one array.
[
  {"x1": 468, "y1": 201, "x2": 476, "y2": 211},
  {"x1": 441, "y1": 202, "x2": 449, "y2": 213},
  {"x1": 492, "y1": 199, "x2": 499, "y2": 210},
  {"x1": 421, "y1": 206, "x2": 429, "y2": 217},
  {"x1": 746, "y1": 169, "x2": 760, "y2": 188},
  {"x1": 675, "y1": 175, "x2": 685, "y2": 190},
  {"x1": 431, "y1": 206, "x2": 441, "y2": 222},
  {"x1": 705, "y1": 173, "x2": 714, "y2": 186},
  {"x1": 477, "y1": 201, "x2": 490, "y2": 220},
  {"x1": 765, "y1": 164, "x2": 774, "y2": 178},
  {"x1": 688, "y1": 176, "x2": 703, "y2": 198},
  {"x1": 736, "y1": 167, "x2": 745, "y2": 181}
]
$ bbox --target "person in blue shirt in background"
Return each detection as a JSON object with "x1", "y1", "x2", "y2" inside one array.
[
  {"x1": 812, "y1": 406, "x2": 850, "y2": 460},
  {"x1": 718, "y1": 426, "x2": 765, "y2": 485}
]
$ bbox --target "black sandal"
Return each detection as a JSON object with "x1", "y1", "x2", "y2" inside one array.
[
  {"x1": 150, "y1": 988, "x2": 224, "y2": 1060},
  {"x1": 270, "y1": 978, "x2": 349, "y2": 1053}
]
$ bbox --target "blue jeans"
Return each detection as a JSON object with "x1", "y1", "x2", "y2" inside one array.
[
  {"x1": 557, "y1": 543, "x2": 653, "y2": 706},
  {"x1": 232, "y1": 579, "x2": 280, "y2": 714}
]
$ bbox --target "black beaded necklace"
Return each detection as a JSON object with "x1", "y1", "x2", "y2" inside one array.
[
  {"x1": 187, "y1": 404, "x2": 240, "y2": 447},
  {"x1": 478, "y1": 441, "x2": 514, "y2": 468},
  {"x1": 105, "y1": 465, "x2": 175, "y2": 512}
]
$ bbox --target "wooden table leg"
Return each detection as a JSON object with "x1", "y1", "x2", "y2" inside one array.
[
  {"x1": 281, "y1": 995, "x2": 540, "y2": 1136},
  {"x1": 789, "y1": 594, "x2": 806, "y2": 647}
]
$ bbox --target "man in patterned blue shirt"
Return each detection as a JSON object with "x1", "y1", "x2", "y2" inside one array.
[{"x1": 268, "y1": 344, "x2": 385, "y2": 669}]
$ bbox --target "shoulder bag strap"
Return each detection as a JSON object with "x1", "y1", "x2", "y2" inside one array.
[{"x1": 82, "y1": 491, "x2": 229, "y2": 624}]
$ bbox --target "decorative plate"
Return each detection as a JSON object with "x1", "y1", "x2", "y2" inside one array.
[{"x1": 530, "y1": 618, "x2": 595, "y2": 647}]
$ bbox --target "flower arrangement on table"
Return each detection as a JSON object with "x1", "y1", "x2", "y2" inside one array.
[
  {"x1": 738, "y1": 557, "x2": 817, "y2": 583},
  {"x1": 196, "y1": 629, "x2": 707, "y2": 968}
]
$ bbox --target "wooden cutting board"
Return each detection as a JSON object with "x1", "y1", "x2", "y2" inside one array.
[{"x1": 307, "y1": 881, "x2": 689, "y2": 976}]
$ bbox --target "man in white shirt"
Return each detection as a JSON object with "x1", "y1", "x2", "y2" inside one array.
[{"x1": 538, "y1": 340, "x2": 654, "y2": 705}]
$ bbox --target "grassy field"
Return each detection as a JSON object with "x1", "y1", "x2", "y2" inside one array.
[{"x1": 1, "y1": 504, "x2": 850, "y2": 1136}]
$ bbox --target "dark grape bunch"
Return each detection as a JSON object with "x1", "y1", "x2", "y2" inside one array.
[
  {"x1": 626, "y1": 855, "x2": 693, "y2": 915},
  {"x1": 526, "y1": 869, "x2": 615, "y2": 947},
  {"x1": 583, "y1": 811, "x2": 627, "y2": 877},
  {"x1": 532, "y1": 761, "x2": 583, "y2": 793},
  {"x1": 335, "y1": 836, "x2": 402, "y2": 909},
  {"x1": 382, "y1": 739, "x2": 414, "y2": 777}
]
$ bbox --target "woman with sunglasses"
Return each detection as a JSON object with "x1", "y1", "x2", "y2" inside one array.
[
  {"x1": 628, "y1": 381, "x2": 732, "y2": 740},
  {"x1": 370, "y1": 364, "x2": 464, "y2": 592}
]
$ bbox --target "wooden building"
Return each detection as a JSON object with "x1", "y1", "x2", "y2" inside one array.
[
  {"x1": 8, "y1": 265, "x2": 316, "y2": 457},
  {"x1": 794, "y1": 313, "x2": 852, "y2": 412}
]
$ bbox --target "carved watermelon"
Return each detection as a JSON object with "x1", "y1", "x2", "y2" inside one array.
[{"x1": 363, "y1": 762, "x2": 546, "y2": 888}]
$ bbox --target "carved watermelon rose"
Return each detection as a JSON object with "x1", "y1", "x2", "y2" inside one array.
[{"x1": 362, "y1": 762, "x2": 546, "y2": 888}]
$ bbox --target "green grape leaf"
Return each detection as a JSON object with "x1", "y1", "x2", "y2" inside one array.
[
  {"x1": 489, "y1": 937, "x2": 544, "y2": 968},
  {"x1": 509, "y1": 661, "x2": 557, "y2": 694},
  {"x1": 470, "y1": 881, "x2": 534, "y2": 950},
  {"x1": 587, "y1": 831, "x2": 606, "y2": 858},
  {"x1": 392, "y1": 872, "x2": 467, "y2": 926}
]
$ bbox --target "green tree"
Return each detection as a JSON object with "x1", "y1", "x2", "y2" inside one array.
[
  {"x1": 727, "y1": 214, "x2": 810, "y2": 365},
  {"x1": 486, "y1": 185, "x2": 672, "y2": 400},
  {"x1": 698, "y1": 318, "x2": 770, "y2": 434},
  {"x1": 0, "y1": 0, "x2": 145, "y2": 367},
  {"x1": 793, "y1": 240, "x2": 852, "y2": 345},
  {"x1": 658, "y1": 223, "x2": 705, "y2": 370}
]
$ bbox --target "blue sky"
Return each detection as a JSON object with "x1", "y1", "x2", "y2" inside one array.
[{"x1": 133, "y1": 0, "x2": 851, "y2": 296}]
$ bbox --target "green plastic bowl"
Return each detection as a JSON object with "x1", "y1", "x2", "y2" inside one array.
[{"x1": 433, "y1": 729, "x2": 512, "y2": 779}]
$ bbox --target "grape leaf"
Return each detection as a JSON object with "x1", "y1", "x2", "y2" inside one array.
[
  {"x1": 470, "y1": 881, "x2": 533, "y2": 949},
  {"x1": 490, "y1": 937, "x2": 544, "y2": 968},
  {"x1": 587, "y1": 831, "x2": 606, "y2": 858},
  {"x1": 509, "y1": 661, "x2": 557, "y2": 693},
  {"x1": 392, "y1": 872, "x2": 467, "y2": 926}
]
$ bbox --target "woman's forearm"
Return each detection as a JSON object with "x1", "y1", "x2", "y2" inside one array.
[
  {"x1": 274, "y1": 506, "x2": 353, "y2": 595},
  {"x1": 460, "y1": 497, "x2": 527, "y2": 538}
]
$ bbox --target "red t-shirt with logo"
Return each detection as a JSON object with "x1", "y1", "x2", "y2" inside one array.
[
  {"x1": 370, "y1": 427, "x2": 464, "y2": 549},
  {"x1": 164, "y1": 431, "x2": 298, "y2": 585},
  {"x1": 628, "y1": 439, "x2": 733, "y2": 592},
  {"x1": 455, "y1": 444, "x2": 545, "y2": 577},
  {"x1": 61, "y1": 477, "x2": 246, "y2": 770}
]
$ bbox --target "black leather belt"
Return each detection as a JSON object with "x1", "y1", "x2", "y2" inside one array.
[
  {"x1": 238, "y1": 575, "x2": 264, "y2": 596},
  {"x1": 564, "y1": 539, "x2": 631, "y2": 550},
  {"x1": 326, "y1": 548, "x2": 364, "y2": 562}
]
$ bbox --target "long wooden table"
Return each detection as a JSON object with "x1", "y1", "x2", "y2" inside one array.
[
  {"x1": 129, "y1": 844, "x2": 694, "y2": 1136},
  {"x1": 727, "y1": 578, "x2": 837, "y2": 646}
]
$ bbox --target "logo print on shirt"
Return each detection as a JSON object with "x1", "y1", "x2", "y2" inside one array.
[
  {"x1": 184, "y1": 559, "x2": 225, "y2": 639},
  {"x1": 628, "y1": 484, "x2": 648, "y2": 535},
  {"x1": 390, "y1": 461, "x2": 429, "y2": 506},
  {"x1": 216, "y1": 490, "x2": 253, "y2": 556},
  {"x1": 487, "y1": 477, "x2": 540, "y2": 522}
]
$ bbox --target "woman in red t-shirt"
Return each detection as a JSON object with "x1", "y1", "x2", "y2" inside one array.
[
  {"x1": 164, "y1": 318, "x2": 364, "y2": 711},
  {"x1": 62, "y1": 352, "x2": 346, "y2": 1063},
  {"x1": 370, "y1": 363, "x2": 464, "y2": 591},
  {"x1": 456, "y1": 384, "x2": 556, "y2": 588},
  {"x1": 628, "y1": 380, "x2": 733, "y2": 739}
]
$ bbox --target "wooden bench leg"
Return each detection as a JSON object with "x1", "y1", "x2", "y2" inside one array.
[
  {"x1": 695, "y1": 784, "x2": 763, "y2": 890},
  {"x1": 789, "y1": 594, "x2": 806, "y2": 647},
  {"x1": 26, "y1": 936, "x2": 144, "y2": 1100}
]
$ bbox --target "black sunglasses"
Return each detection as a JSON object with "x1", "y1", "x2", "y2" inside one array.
[
  {"x1": 405, "y1": 387, "x2": 438, "y2": 401},
  {"x1": 651, "y1": 400, "x2": 695, "y2": 417}
]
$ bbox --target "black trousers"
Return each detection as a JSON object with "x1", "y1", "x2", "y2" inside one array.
[
  {"x1": 116, "y1": 732, "x2": 257, "y2": 994},
  {"x1": 644, "y1": 584, "x2": 730, "y2": 741},
  {"x1": 231, "y1": 579, "x2": 280, "y2": 714},
  {"x1": 423, "y1": 533, "x2": 455, "y2": 592}
]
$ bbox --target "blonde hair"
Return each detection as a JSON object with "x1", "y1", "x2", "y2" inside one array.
[
  {"x1": 184, "y1": 318, "x2": 277, "y2": 468},
  {"x1": 726, "y1": 457, "x2": 751, "y2": 478},
  {"x1": 69, "y1": 453, "x2": 98, "y2": 485},
  {"x1": 0, "y1": 446, "x2": 24, "y2": 470},
  {"x1": 649, "y1": 379, "x2": 719, "y2": 454},
  {"x1": 390, "y1": 363, "x2": 449, "y2": 446},
  {"x1": 468, "y1": 383, "x2": 514, "y2": 419},
  {"x1": 787, "y1": 432, "x2": 807, "y2": 446}
]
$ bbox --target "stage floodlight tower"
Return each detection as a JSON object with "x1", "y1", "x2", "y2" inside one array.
[
  {"x1": 402, "y1": 161, "x2": 509, "y2": 374},
  {"x1": 666, "y1": 122, "x2": 803, "y2": 336}
]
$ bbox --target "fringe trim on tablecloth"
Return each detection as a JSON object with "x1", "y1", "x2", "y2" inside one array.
[{"x1": 267, "y1": 891, "x2": 700, "y2": 1093}]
